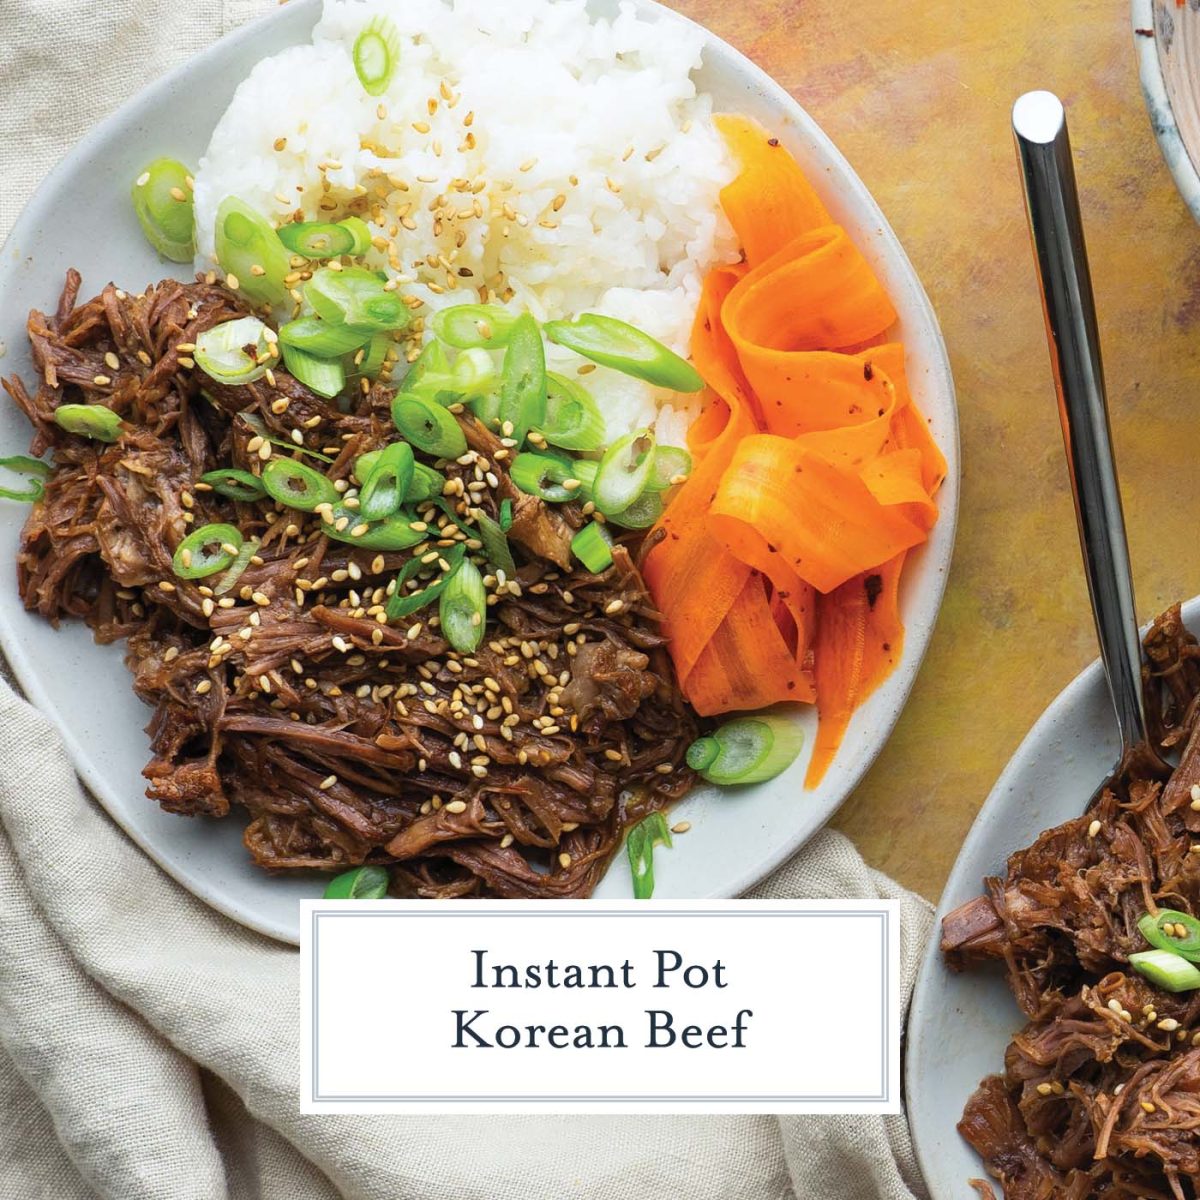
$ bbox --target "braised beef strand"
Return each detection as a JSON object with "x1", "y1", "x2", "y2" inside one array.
[
  {"x1": 2, "y1": 273, "x2": 700, "y2": 897},
  {"x1": 941, "y1": 605, "x2": 1200, "y2": 1199}
]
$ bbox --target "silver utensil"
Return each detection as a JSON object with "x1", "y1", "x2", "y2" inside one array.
[{"x1": 1012, "y1": 89, "x2": 1169, "y2": 785}]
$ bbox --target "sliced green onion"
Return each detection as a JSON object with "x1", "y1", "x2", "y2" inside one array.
[
  {"x1": 647, "y1": 445, "x2": 693, "y2": 491},
  {"x1": 131, "y1": 158, "x2": 195, "y2": 262},
  {"x1": 353, "y1": 16, "x2": 401, "y2": 96},
  {"x1": 240, "y1": 413, "x2": 333, "y2": 462},
  {"x1": 1129, "y1": 949, "x2": 1200, "y2": 992},
  {"x1": 452, "y1": 348, "x2": 498, "y2": 398},
  {"x1": 607, "y1": 489, "x2": 663, "y2": 530},
  {"x1": 473, "y1": 509, "x2": 516, "y2": 575},
  {"x1": 194, "y1": 316, "x2": 274, "y2": 386},
  {"x1": 214, "y1": 535, "x2": 260, "y2": 597},
  {"x1": 386, "y1": 545, "x2": 466, "y2": 620},
  {"x1": 262, "y1": 458, "x2": 339, "y2": 512},
  {"x1": 569, "y1": 458, "x2": 598, "y2": 498},
  {"x1": 469, "y1": 390, "x2": 502, "y2": 428},
  {"x1": 698, "y1": 716, "x2": 805, "y2": 786},
  {"x1": 685, "y1": 737, "x2": 720, "y2": 772},
  {"x1": 407, "y1": 462, "x2": 445, "y2": 503},
  {"x1": 323, "y1": 865, "x2": 390, "y2": 900},
  {"x1": 305, "y1": 267, "x2": 408, "y2": 331},
  {"x1": 1138, "y1": 910, "x2": 1200, "y2": 962},
  {"x1": 498, "y1": 498, "x2": 513, "y2": 531},
  {"x1": 277, "y1": 221, "x2": 357, "y2": 259},
  {"x1": 432, "y1": 304, "x2": 518, "y2": 349},
  {"x1": 279, "y1": 316, "x2": 374, "y2": 357},
  {"x1": 349, "y1": 331, "x2": 392, "y2": 384},
  {"x1": 539, "y1": 372, "x2": 606, "y2": 451},
  {"x1": 402, "y1": 339, "x2": 452, "y2": 400},
  {"x1": 626, "y1": 811, "x2": 672, "y2": 900},
  {"x1": 0, "y1": 455, "x2": 51, "y2": 503},
  {"x1": 323, "y1": 505, "x2": 424, "y2": 551},
  {"x1": 172, "y1": 523, "x2": 243, "y2": 580},
  {"x1": 54, "y1": 404, "x2": 122, "y2": 443},
  {"x1": 430, "y1": 496, "x2": 473, "y2": 539},
  {"x1": 214, "y1": 197, "x2": 290, "y2": 307},
  {"x1": 593, "y1": 428, "x2": 655, "y2": 515},
  {"x1": 339, "y1": 216, "x2": 374, "y2": 255},
  {"x1": 356, "y1": 453, "x2": 441, "y2": 500},
  {"x1": 199, "y1": 468, "x2": 266, "y2": 502},
  {"x1": 510, "y1": 452, "x2": 574, "y2": 502},
  {"x1": 439, "y1": 557, "x2": 486, "y2": 653},
  {"x1": 570, "y1": 521, "x2": 613, "y2": 573},
  {"x1": 383, "y1": 554, "x2": 433, "y2": 617},
  {"x1": 353, "y1": 450, "x2": 381, "y2": 484},
  {"x1": 281, "y1": 343, "x2": 346, "y2": 400},
  {"x1": 358, "y1": 441, "x2": 414, "y2": 521},
  {"x1": 544, "y1": 313, "x2": 704, "y2": 392},
  {"x1": 499, "y1": 313, "x2": 547, "y2": 446},
  {"x1": 391, "y1": 393, "x2": 467, "y2": 458}
]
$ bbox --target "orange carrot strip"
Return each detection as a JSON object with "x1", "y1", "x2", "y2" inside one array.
[
  {"x1": 890, "y1": 402, "x2": 948, "y2": 496},
  {"x1": 683, "y1": 572, "x2": 816, "y2": 715},
  {"x1": 643, "y1": 270, "x2": 758, "y2": 684},
  {"x1": 806, "y1": 554, "x2": 906, "y2": 787},
  {"x1": 714, "y1": 114, "x2": 831, "y2": 266},
  {"x1": 861, "y1": 449, "x2": 939, "y2": 530},
  {"x1": 723, "y1": 225, "x2": 897, "y2": 354},
  {"x1": 710, "y1": 435, "x2": 928, "y2": 593}
]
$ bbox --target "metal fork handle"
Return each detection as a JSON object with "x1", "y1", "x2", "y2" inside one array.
[{"x1": 1011, "y1": 90, "x2": 1157, "y2": 763}]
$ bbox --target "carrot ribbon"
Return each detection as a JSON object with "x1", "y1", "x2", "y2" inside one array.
[{"x1": 643, "y1": 116, "x2": 946, "y2": 784}]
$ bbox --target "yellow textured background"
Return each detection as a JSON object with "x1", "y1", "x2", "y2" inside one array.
[{"x1": 677, "y1": 0, "x2": 1200, "y2": 901}]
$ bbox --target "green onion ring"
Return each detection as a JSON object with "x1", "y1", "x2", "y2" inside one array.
[
  {"x1": 262, "y1": 458, "x2": 340, "y2": 512},
  {"x1": 172, "y1": 523, "x2": 244, "y2": 580},
  {"x1": 358, "y1": 441, "x2": 415, "y2": 522},
  {"x1": 439, "y1": 556, "x2": 486, "y2": 653},
  {"x1": 53, "y1": 404, "x2": 123, "y2": 443},
  {"x1": 199, "y1": 468, "x2": 266, "y2": 502},
  {"x1": 0, "y1": 455, "x2": 51, "y2": 503}
]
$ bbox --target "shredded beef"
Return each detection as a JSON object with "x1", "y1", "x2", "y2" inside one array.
[
  {"x1": 942, "y1": 605, "x2": 1200, "y2": 1198},
  {"x1": 3, "y1": 273, "x2": 701, "y2": 897}
]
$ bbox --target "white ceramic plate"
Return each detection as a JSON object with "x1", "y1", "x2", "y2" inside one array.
[
  {"x1": 1133, "y1": 0, "x2": 1200, "y2": 223},
  {"x1": 906, "y1": 597, "x2": 1200, "y2": 1195},
  {"x1": 0, "y1": 0, "x2": 958, "y2": 943}
]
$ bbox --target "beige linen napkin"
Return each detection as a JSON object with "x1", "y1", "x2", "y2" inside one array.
[{"x1": 0, "y1": 3, "x2": 934, "y2": 1197}]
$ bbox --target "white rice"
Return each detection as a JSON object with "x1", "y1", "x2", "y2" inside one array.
[{"x1": 192, "y1": 0, "x2": 739, "y2": 444}]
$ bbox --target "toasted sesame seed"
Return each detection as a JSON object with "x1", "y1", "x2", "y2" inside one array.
[
  {"x1": 201, "y1": 598, "x2": 214, "y2": 617},
  {"x1": 318, "y1": 774, "x2": 338, "y2": 791},
  {"x1": 671, "y1": 821, "x2": 692, "y2": 834},
  {"x1": 195, "y1": 679, "x2": 213, "y2": 695},
  {"x1": 1036, "y1": 1082, "x2": 1053, "y2": 1097},
  {"x1": 1141, "y1": 1101, "x2": 1157, "y2": 1114},
  {"x1": 444, "y1": 800, "x2": 468, "y2": 814},
  {"x1": 558, "y1": 852, "x2": 572, "y2": 869},
  {"x1": 92, "y1": 374, "x2": 111, "y2": 386},
  {"x1": 1158, "y1": 1018, "x2": 1180, "y2": 1031},
  {"x1": 1087, "y1": 819, "x2": 1102, "y2": 839},
  {"x1": 604, "y1": 599, "x2": 624, "y2": 615}
]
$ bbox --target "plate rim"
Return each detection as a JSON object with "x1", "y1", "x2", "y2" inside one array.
[
  {"x1": 1131, "y1": 0, "x2": 1200, "y2": 223},
  {"x1": 0, "y1": 0, "x2": 959, "y2": 942}
]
